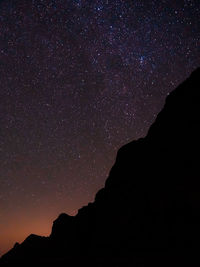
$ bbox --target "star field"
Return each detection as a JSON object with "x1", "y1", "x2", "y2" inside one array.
[{"x1": 0, "y1": 0, "x2": 200, "y2": 255}]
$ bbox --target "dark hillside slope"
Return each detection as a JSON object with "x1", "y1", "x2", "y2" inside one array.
[{"x1": 1, "y1": 68, "x2": 200, "y2": 266}]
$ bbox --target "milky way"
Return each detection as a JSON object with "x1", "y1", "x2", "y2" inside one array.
[{"x1": 0, "y1": 0, "x2": 199, "y2": 255}]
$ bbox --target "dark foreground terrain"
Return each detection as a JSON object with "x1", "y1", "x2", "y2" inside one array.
[{"x1": 1, "y1": 68, "x2": 200, "y2": 266}]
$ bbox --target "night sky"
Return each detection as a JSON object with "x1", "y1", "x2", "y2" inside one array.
[{"x1": 0, "y1": 0, "x2": 200, "y2": 255}]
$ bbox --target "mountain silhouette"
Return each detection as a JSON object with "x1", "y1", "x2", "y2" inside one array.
[{"x1": 1, "y1": 68, "x2": 200, "y2": 266}]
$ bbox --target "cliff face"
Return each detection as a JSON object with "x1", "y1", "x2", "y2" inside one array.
[{"x1": 1, "y1": 68, "x2": 200, "y2": 266}]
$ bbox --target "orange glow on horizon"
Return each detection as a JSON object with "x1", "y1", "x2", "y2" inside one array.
[{"x1": 0, "y1": 215, "x2": 52, "y2": 256}]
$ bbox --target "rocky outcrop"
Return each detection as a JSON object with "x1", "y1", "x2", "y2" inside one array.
[{"x1": 1, "y1": 68, "x2": 200, "y2": 266}]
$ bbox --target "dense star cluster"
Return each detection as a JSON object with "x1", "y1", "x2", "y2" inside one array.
[{"x1": 0, "y1": 0, "x2": 199, "y2": 255}]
